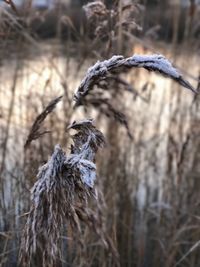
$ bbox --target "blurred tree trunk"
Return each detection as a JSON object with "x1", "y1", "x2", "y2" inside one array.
[{"x1": 184, "y1": 0, "x2": 196, "y2": 41}]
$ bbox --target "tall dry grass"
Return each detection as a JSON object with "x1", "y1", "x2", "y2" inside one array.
[{"x1": 0, "y1": 1, "x2": 200, "y2": 267}]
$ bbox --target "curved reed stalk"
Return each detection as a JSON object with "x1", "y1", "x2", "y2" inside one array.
[{"x1": 74, "y1": 54, "x2": 196, "y2": 104}]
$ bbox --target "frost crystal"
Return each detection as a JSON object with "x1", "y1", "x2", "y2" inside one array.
[{"x1": 126, "y1": 54, "x2": 179, "y2": 78}]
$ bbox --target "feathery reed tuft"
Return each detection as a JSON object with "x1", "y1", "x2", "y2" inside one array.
[
  {"x1": 83, "y1": 1, "x2": 142, "y2": 39},
  {"x1": 74, "y1": 54, "x2": 196, "y2": 104},
  {"x1": 73, "y1": 54, "x2": 196, "y2": 138},
  {"x1": 20, "y1": 119, "x2": 109, "y2": 267},
  {"x1": 24, "y1": 95, "x2": 63, "y2": 149}
]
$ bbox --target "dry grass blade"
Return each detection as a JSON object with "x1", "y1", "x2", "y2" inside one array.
[
  {"x1": 174, "y1": 240, "x2": 200, "y2": 267},
  {"x1": 75, "y1": 95, "x2": 133, "y2": 138},
  {"x1": 20, "y1": 119, "x2": 114, "y2": 267},
  {"x1": 74, "y1": 54, "x2": 197, "y2": 104},
  {"x1": 3, "y1": 0, "x2": 19, "y2": 15},
  {"x1": 24, "y1": 95, "x2": 63, "y2": 149}
]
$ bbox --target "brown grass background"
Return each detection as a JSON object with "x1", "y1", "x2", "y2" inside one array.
[{"x1": 0, "y1": 0, "x2": 200, "y2": 266}]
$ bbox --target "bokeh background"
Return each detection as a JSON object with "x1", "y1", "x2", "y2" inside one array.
[{"x1": 0, "y1": 0, "x2": 200, "y2": 266}]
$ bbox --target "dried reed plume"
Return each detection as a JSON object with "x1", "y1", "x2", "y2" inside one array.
[
  {"x1": 83, "y1": 1, "x2": 142, "y2": 39},
  {"x1": 83, "y1": 1, "x2": 107, "y2": 20},
  {"x1": 74, "y1": 54, "x2": 196, "y2": 103},
  {"x1": 20, "y1": 119, "x2": 110, "y2": 267},
  {"x1": 73, "y1": 54, "x2": 196, "y2": 138},
  {"x1": 24, "y1": 95, "x2": 63, "y2": 149}
]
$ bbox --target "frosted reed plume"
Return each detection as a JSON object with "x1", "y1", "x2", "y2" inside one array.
[
  {"x1": 73, "y1": 54, "x2": 196, "y2": 139},
  {"x1": 20, "y1": 119, "x2": 108, "y2": 267},
  {"x1": 74, "y1": 54, "x2": 196, "y2": 104}
]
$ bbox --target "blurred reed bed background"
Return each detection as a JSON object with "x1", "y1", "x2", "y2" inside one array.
[{"x1": 0, "y1": 0, "x2": 200, "y2": 266}]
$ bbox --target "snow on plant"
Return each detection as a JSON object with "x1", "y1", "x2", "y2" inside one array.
[
  {"x1": 74, "y1": 54, "x2": 196, "y2": 104},
  {"x1": 72, "y1": 54, "x2": 196, "y2": 139}
]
